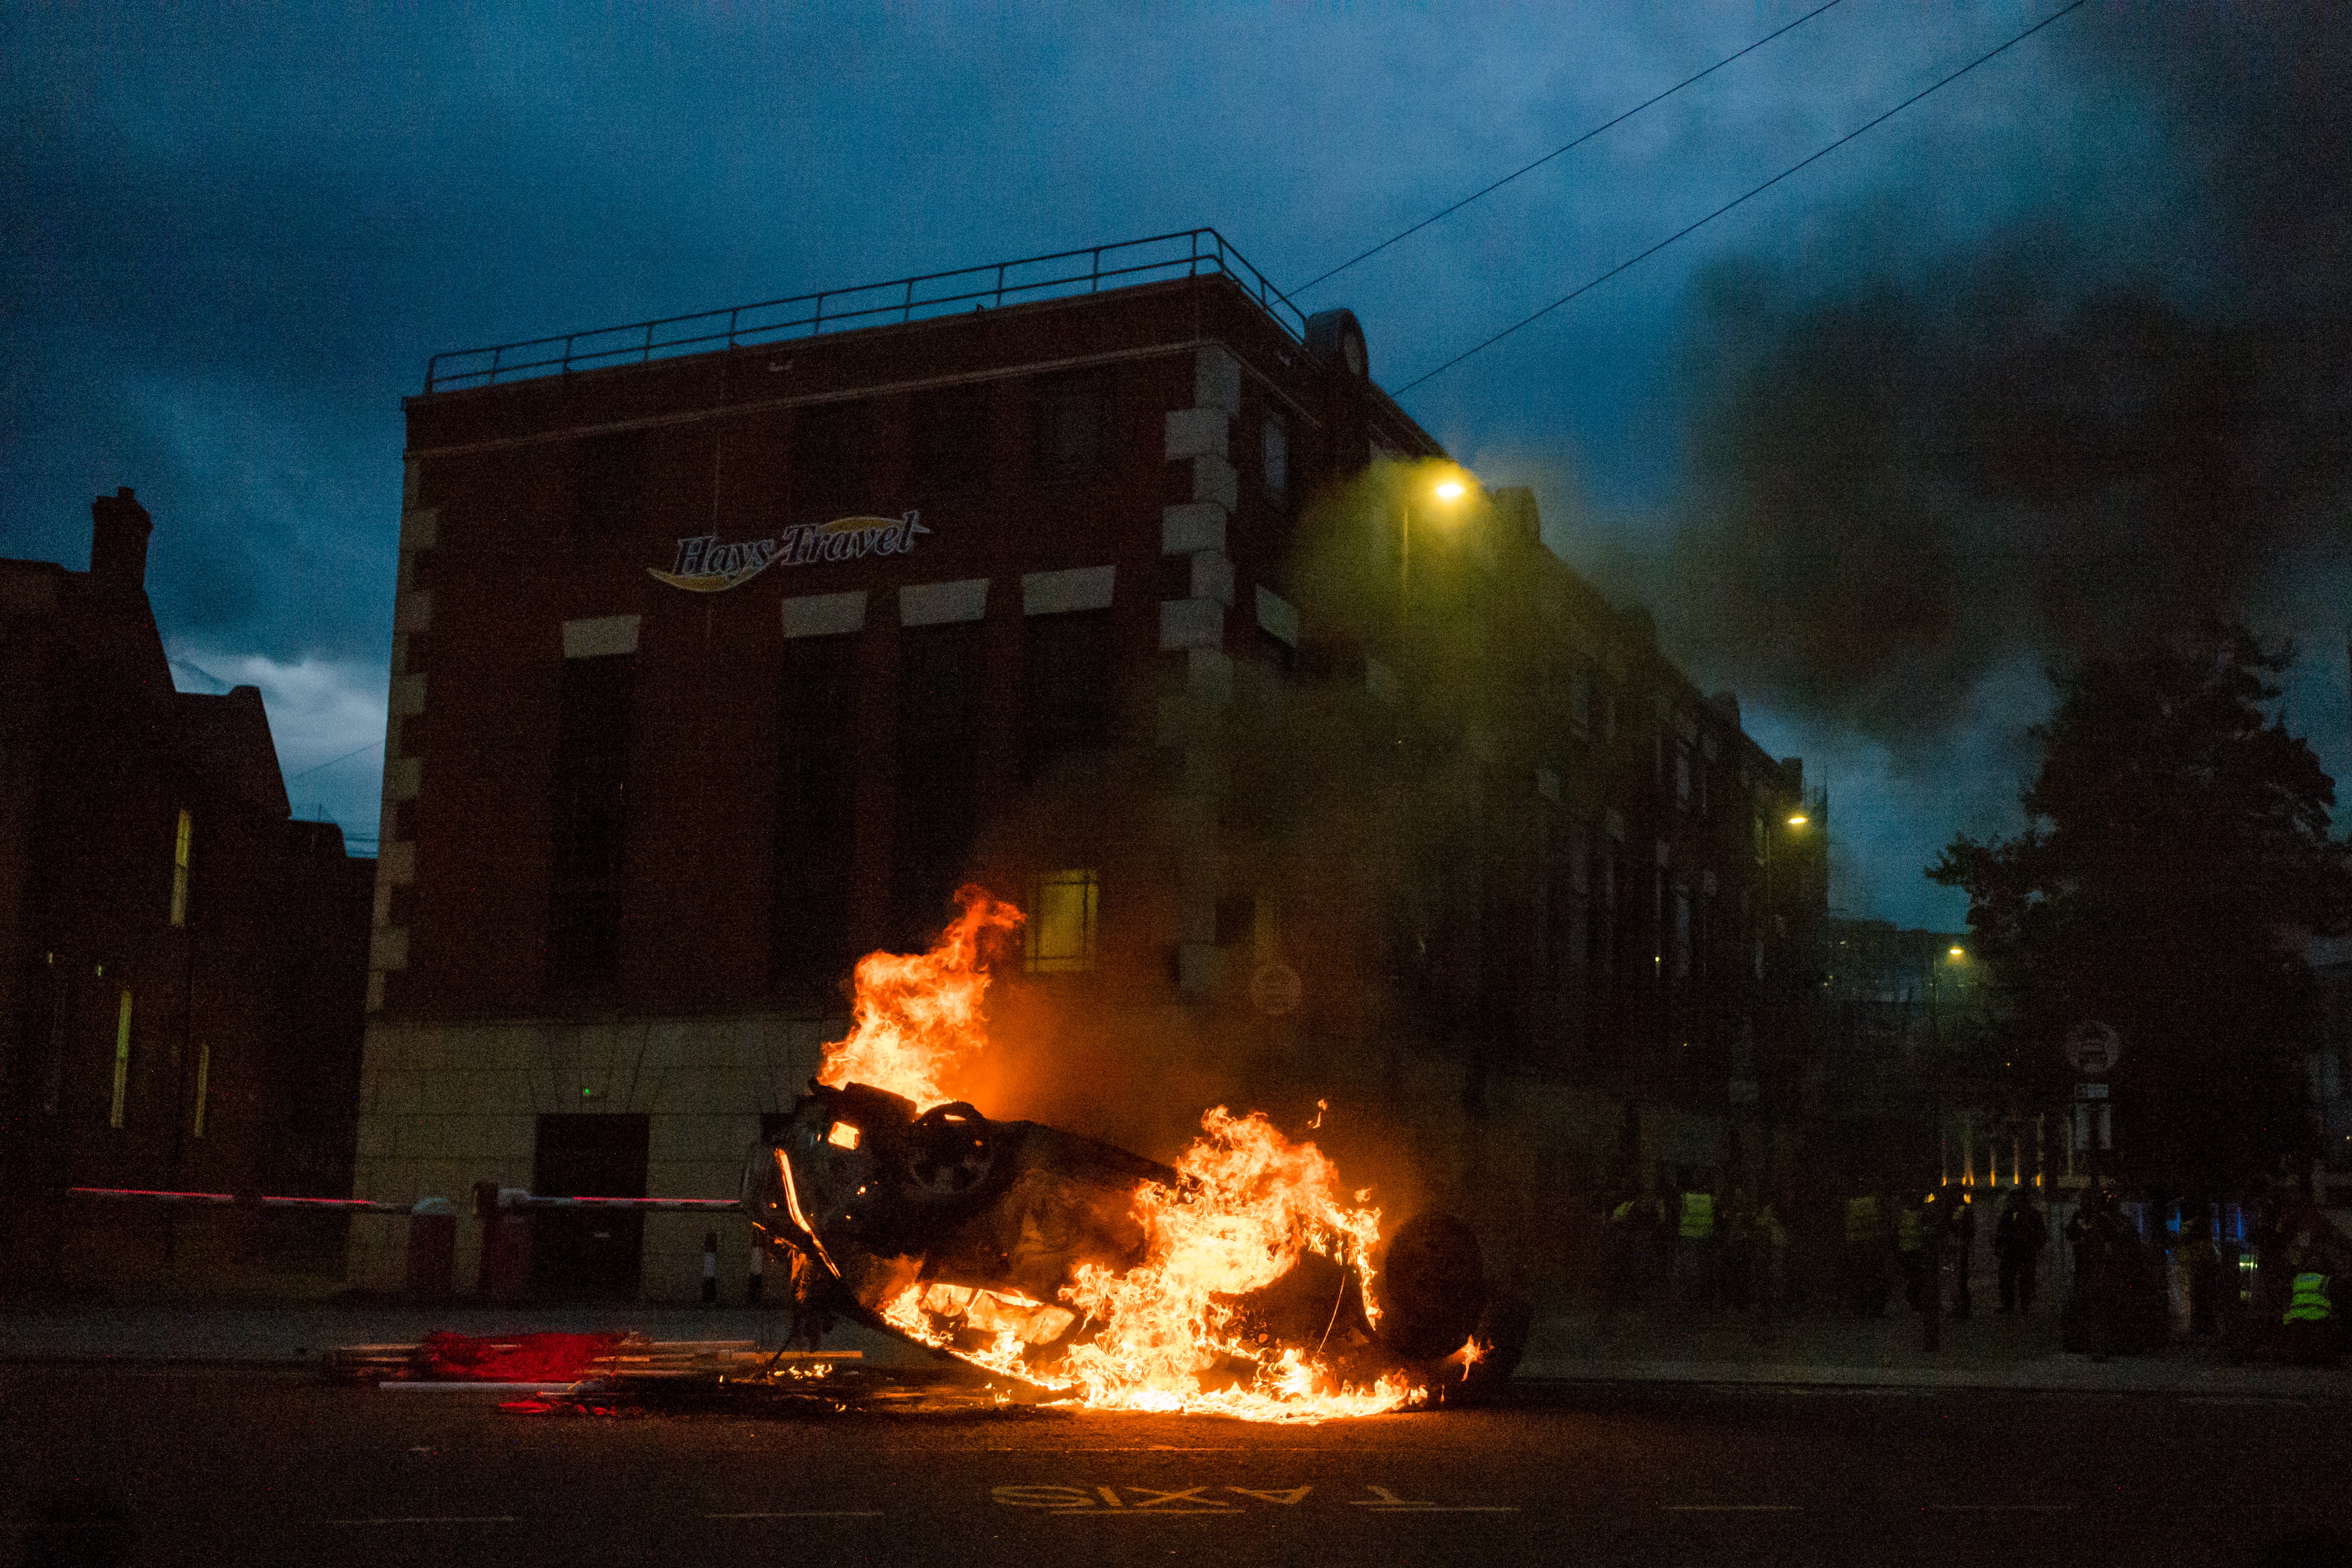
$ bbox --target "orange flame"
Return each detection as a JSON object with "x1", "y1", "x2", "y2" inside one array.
[
  {"x1": 826, "y1": 887, "x2": 1418, "y2": 1421},
  {"x1": 1051, "y1": 1105, "x2": 1413, "y2": 1419},
  {"x1": 877, "y1": 1105, "x2": 1415, "y2": 1421},
  {"x1": 815, "y1": 885, "x2": 1022, "y2": 1110}
]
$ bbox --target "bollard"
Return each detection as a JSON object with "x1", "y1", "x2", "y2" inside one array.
[
  {"x1": 407, "y1": 1197, "x2": 456, "y2": 1302},
  {"x1": 702, "y1": 1229, "x2": 720, "y2": 1305},
  {"x1": 474, "y1": 1183, "x2": 533, "y2": 1302}
]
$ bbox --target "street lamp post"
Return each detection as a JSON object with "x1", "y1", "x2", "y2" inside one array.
[
  {"x1": 1399, "y1": 472, "x2": 1469, "y2": 640},
  {"x1": 1762, "y1": 803, "x2": 1830, "y2": 1179},
  {"x1": 1391, "y1": 466, "x2": 1474, "y2": 1101}
]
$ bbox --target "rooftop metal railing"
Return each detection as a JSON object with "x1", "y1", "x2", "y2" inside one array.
[{"x1": 422, "y1": 228, "x2": 1308, "y2": 395}]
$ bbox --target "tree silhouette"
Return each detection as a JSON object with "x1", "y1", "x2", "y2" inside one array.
[{"x1": 1930, "y1": 622, "x2": 2350, "y2": 1196}]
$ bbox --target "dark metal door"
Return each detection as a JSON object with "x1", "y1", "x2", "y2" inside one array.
[{"x1": 531, "y1": 1113, "x2": 649, "y2": 1299}]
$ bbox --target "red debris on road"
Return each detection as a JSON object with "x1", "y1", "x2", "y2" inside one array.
[{"x1": 414, "y1": 1331, "x2": 628, "y2": 1382}]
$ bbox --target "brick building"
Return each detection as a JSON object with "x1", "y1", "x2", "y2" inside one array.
[
  {"x1": 0, "y1": 491, "x2": 374, "y2": 1291},
  {"x1": 354, "y1": 232, "x2": 1825, "y2": 1300}
]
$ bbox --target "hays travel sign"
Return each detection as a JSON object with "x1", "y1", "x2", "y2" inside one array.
[{"x1": 648, "y1": 510, "x2": 930, "y2": 593}]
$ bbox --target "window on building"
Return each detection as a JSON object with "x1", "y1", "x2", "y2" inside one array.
[
  {"x1": 893, "y1": 624, "x2": 981, "y2": 947},
  {"x1": 1036, "y1": 369, "x2": 1116, "y2": 482},
  {"x1": 169, "y1": 809, "x2": 191, "y2": 927},
  {"x1": 1590, "y1": 844, "x2": 1616, "y2": 983},
  {"x1": 1253, "y1": 624, "x2": 1297, "y2": 687},
  {"x1": 1251, "y1": 894, "x2": 1281, "y2": 966},
  {"x1": 1654, "y1": 863, "x2": 1669, "y2": 985},
  {"x1": 1261, "y1": 412, "x2": 1288, "y2": 508},
  {"x1": 1673, "y1": 884, "x2": 1692, "y2": 983},
  {"x1": 1564, "y1": 821, "x2": 1590, "y2": 988},
  {"x1": 109, "y1": 988, "x2": 132, "y2": 1129},
  {"x1": 1570, "y1": 665, "x2": 1592, "y2": 739},
  {"x1": 772, "y1": 634, "x2": 861, "y2": 991},
  {"x1": 1026, "y1": 870, "x2": 1099, "y2": 973},
  {"x1": 1674, "y1": 742, "x2": 1692, "y2": 813},
  {"x1": 43, "y1": 957, "x2": 65, "y2": 1116},
  {"x1": 1542, "y1": 820, "x2": 1584, "y2": 990},
  {"x1": 191, "y1": 1041, "x2": 210, "y2": 1140},
  {"x1": 795, "y1": 399, "x2": 873, "y2": 521},
  {"x1": 550, "y1": 653, "x2": 634, "y2": 990},
  {"x1": 1022, "y1": 609, "x2": 1113, "y2": 782},
  {"x1": 910, "y1": 383, "x2": 991, "y2": 498},
  {"x1": 574, "y1": 431, "x2": 647, "y2": 540},
  {"x1": 1214, "y1": 895, "x2": 1253, "y2": 949},
  {"x1": 1705, "y1": 890, "x2": 1720, "y2": 986}
]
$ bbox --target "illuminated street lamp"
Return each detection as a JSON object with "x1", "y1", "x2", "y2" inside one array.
[
  {"x1": 1787, "y1": 813, "x2": 1808, "y2": 827},
  {"x1": 1399, "y1": 464, "x2": 1474, "y2": 633}
]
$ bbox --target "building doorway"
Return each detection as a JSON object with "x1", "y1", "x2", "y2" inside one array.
[{"x1": 532, "y1": 1113, "x2": 649, "y2": 1299}]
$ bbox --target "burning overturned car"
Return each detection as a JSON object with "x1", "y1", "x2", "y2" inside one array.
[{"x1": 742, "y1": 889, "x2": 1526, "y2": 1421}]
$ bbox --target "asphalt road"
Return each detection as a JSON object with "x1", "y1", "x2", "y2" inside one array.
[{"x1": 3, "y1": 1367, "x2": 2346, "y2": 1568}]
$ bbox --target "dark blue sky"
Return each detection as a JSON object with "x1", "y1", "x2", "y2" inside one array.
[{"x1": 5, "y1": 2, "x2": 2345, "y2": 926}]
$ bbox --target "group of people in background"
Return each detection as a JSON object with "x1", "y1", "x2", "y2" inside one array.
[
  {"x1": 1599, "y1": 1180, "x2": 1791, "y2": 1324},
  {"x1": 1593, "y1": 1171, "x2": 2341, "y2": 1366}
]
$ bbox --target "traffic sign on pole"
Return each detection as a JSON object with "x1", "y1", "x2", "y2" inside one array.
[{"x1": 2064, "y1": 1021, "x2": 2120, "y2": 1076}]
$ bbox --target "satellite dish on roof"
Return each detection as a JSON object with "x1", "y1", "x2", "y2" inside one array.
[{"x1": 1305, "y1": 309, "x2": 1368, "y2": 379}]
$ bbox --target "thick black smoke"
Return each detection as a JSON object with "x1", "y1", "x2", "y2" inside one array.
[{"x1": 1637, "y1": 7, "x2": 2351, "y2": 761}]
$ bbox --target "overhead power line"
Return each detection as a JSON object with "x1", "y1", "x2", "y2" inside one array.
[
  {"x1": 1294, "y1": 0, "x2": 1852, "y2": 296},
  {"x1": 285, "y1": 736, "x2": 384, "y2": 783},
  {"x1": 1392, "y1": 0, "x2": 2092, "y2": 396}
]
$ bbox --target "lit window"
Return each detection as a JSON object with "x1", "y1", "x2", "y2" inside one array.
[
  {"x1": 109, "y1": 989, "x2": 132, "y2": 1129},
  {"x1": 1026, "y1": 870, "x2": 1099, "y2": 972},
  {"x1": 169, "y1": 809, "x2": 191, "y2": 926},
  {"x1": 1254, "y1": 895, "x2": 1281, "y2": 965}
]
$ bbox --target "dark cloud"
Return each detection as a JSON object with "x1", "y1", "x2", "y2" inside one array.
[
  {"x1": 1590, "y1": 6, "x2": 2351, "y2": 779},
  {"x1": 1650, "y1": 258, "x2": 2336, "y2": 749},
  {"x1": 5, "y1": 2, "x2": 2344, "y2": 914}
]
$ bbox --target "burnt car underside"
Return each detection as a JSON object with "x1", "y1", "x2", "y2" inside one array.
[{"x1": 742, "y1": 1081, "x2": 1526, "y2": 1402}]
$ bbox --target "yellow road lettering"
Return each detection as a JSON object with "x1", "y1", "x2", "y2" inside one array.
[
  {"x1": 992, "y1": 1486, "x2": 1094, "y2": 1510},
  {"x1": 1127, "y1": 1486, "x2": 1236, "y2": 1511}
]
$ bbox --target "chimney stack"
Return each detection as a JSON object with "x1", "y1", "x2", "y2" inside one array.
[{"x1": 90, "y1": 487, "x2": 152, "y2": 590}]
